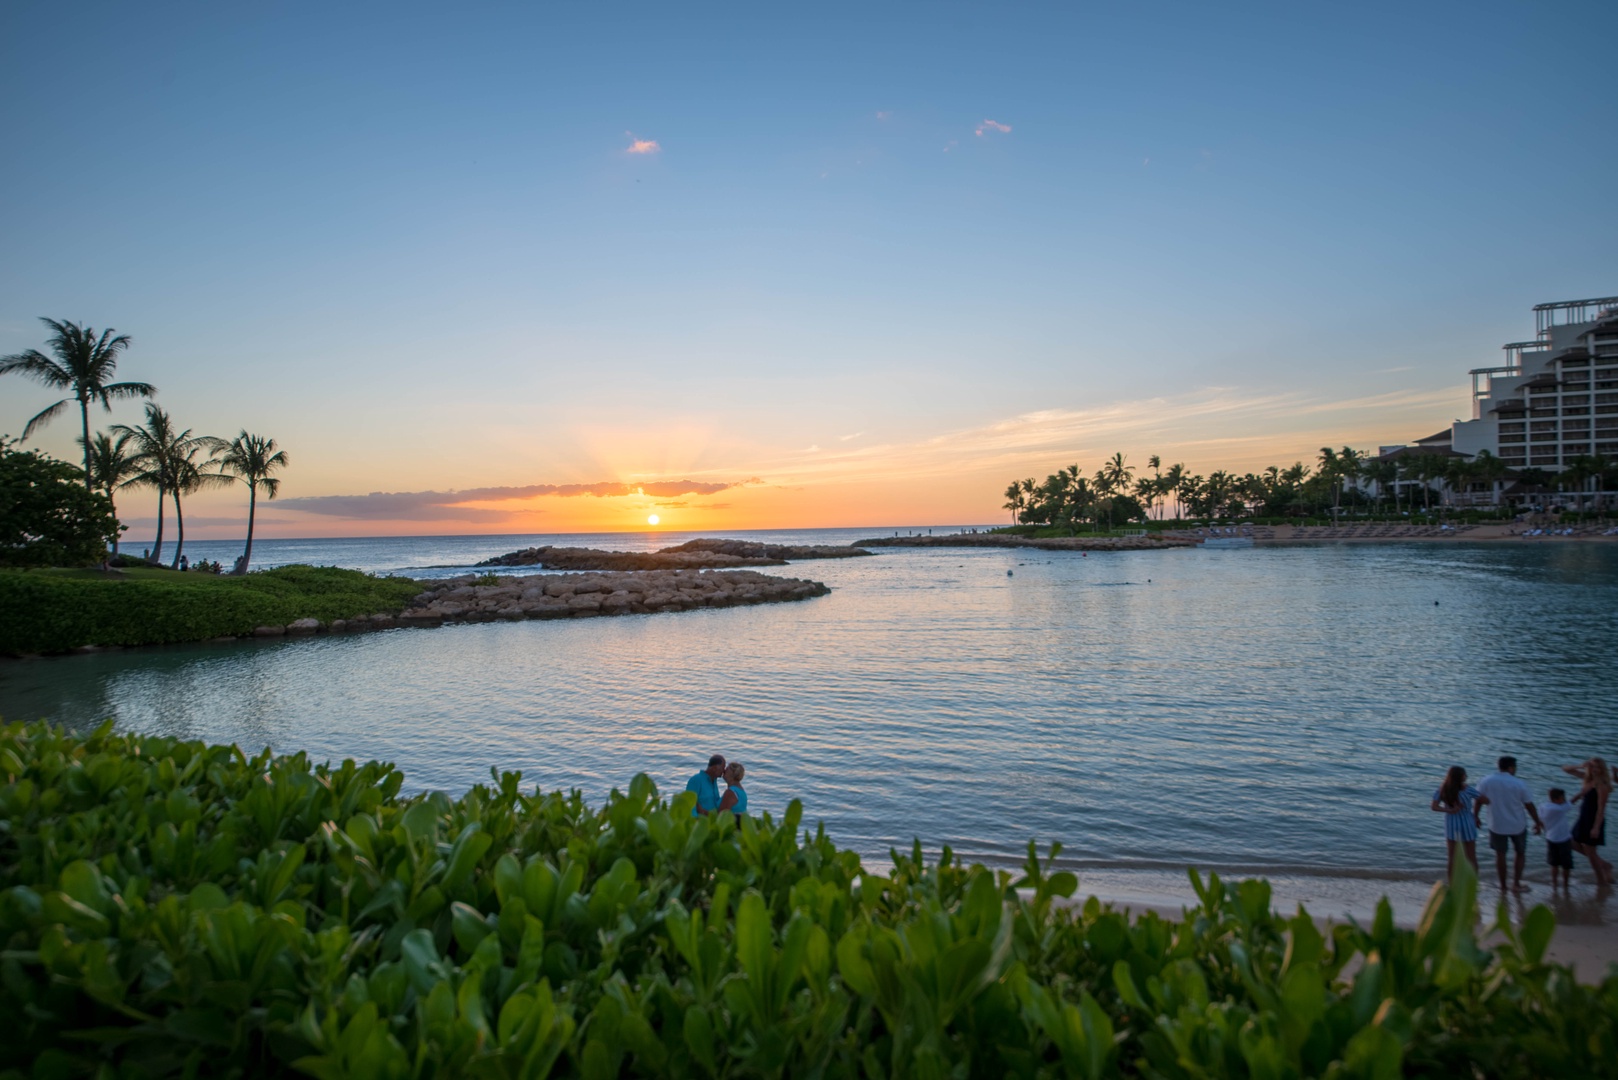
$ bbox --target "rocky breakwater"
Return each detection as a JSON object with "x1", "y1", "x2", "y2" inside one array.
[
  {"x1": 855, "y1": 533, "x2": 1197, "y2": 552},
  {"x1": 396, "y1": 568, "x2": 830, "y2": 626},
  {"x1": 476, "y1": 538, "x2": 870, "y2": 571}
]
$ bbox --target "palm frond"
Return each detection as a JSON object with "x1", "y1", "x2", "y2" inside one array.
[
  {"x1": 97, "y1": 381, "x2": 158, "y2": 405},
  {"x1": 0, "y1": 349, "x2": 72, "y2": 387},
  {"x1": 21, "y1": 398, "x2": 70, "y2": 439},
  {"x1": 260, "y1": 476, "x2": 281, "y2": 499}
]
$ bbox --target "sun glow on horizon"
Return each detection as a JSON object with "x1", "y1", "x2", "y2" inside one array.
[{"x1": 647, "y1": 514, "x2": 661, "y2": 526}]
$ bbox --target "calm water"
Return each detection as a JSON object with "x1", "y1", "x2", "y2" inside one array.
[{"x1": 5, "y1": 532, "x2": 1617, "y2": 913}]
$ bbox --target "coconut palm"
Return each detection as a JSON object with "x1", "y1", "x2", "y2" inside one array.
[
  {"x1": 112, "y1": 405, "x2": 216, "y2": 565},
  {"x1": 1337, "y1": 447, "x2": 1365, "y2": 516},
  {"x1": 81, "y1": 431, "x2": 142, "y2": 555},
  {"x1": 213, "y1": 432, "x2": 290, "y2": 573},
  {"x1": 166, "y1": 443, "x2": 230, "y2": 568},
  {"x1": 0, "y1": 319, "x2": 156, "y2": 490},
  {"x1": 1161, "y1": 463, "x2": 1186, "y2": 521},
  {"x1": 1002, "y1": 481, "x2": 1026, "y2": 526}
]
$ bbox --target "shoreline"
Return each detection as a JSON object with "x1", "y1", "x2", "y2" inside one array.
[{"x1": 1066, "y1": 867, "x2": 1618, "y2": 984}]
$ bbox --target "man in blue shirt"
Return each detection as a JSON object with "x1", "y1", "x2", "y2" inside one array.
[{"x1": 686, "y1": 754, "x2": 726, "y2": 817}]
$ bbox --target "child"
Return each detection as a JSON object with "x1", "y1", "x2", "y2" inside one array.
[{"x1": 1541, "y1": 787, "x2": 1575, "y2": 889}]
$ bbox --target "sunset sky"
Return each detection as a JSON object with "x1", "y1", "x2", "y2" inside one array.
[{"x1": 3, "y1": 1, "x2": 1614, "y2": 538}]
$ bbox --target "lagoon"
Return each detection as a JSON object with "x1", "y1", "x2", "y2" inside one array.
[{"x1": 4, "y1": 531, "x2": 1616, "y2": 915}]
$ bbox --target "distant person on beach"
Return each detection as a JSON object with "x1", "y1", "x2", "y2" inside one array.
[
  {"x1": 686, "y1": 754, "x2": 726, "y2": 817},
  {"x1": 717, "y1": 762, "x2": 748, "y2": 821},
  {"x1": 1476, "y1": 756, "x2": 1544, "y2": 893},
  {"x1": 1432, "y1": 765, "x2": 1484, "y2": 882},
  {"x1": 1541, "y1": 787, "x2": 1576, "y2": 890},
  {"x1": 1564, "y1": 757, "x2": 1613, "y2": 886}
]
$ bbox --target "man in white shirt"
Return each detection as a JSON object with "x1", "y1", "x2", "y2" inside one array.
[{"x1": 1476, "y1": 755, "x2": 1545, "y2": 893}]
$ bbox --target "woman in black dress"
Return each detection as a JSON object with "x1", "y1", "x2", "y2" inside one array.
[{"x1": 1564, "y1": 757, "x2": 1612, "y2": 886}]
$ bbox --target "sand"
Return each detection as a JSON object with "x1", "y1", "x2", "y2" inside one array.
[{"x1": 1074, "y1": 866, "x2": 1618, "y2": 984}]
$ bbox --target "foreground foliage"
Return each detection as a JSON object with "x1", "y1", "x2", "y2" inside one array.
[
  {"x1": 1, "y1": 722, "x2": 1615, "y2": 1078},
  {"x1": 0, "y1": 565, "x2": 422, "y2": 655}
]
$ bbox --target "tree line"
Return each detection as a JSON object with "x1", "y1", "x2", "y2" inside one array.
[
  {"x1": 1, "y1": 317, "x2": 289, "y2": 572},
  {"x1": 1003, "y1": 447, "x2": 1618, "y2": 529}
]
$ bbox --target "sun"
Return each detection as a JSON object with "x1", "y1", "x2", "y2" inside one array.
[{"x1": 647, "y1": 514, "x2": 661, "y2": 526}]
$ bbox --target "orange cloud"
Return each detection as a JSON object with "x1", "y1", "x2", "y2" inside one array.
[
  {"x1": 625, "y1": 132, "x2": 661, "y2": 154},
  {"x1": 975, "y1": 119, "x2": 1011, "y2": 136}
]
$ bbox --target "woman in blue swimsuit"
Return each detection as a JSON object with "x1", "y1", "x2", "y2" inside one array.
[
  {"x1": 1431, "y1": 765, "x2": 1487, "y2": 882},
  {"x1": 719, "y1": 762, "x2": 748, "y2": 822}
]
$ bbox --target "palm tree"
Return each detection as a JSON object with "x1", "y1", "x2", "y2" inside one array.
[
  {"x1": 1317, "y1": 447, "x2": 1342, "y2": 522},
  {"x1": 1469, "y1": 451, "x2": 1507, "y2": 509},
  {"x1": 113, "y1": 404, "x2": 215, "y2": 565},
  {"x1": 213, "y1": 430, "x2": 292, "y2": 573},
  {"x1": 167, "y1": 442, "x2": 230, "y2": 568},
  {"x1": 1003, "y1": 482, "x2": 1023, "y2": 525},
  {"x1": 1161, "y1": 463, "x2": 1186, "y2": 521},
  {"x1": 82, "y1": 431, "x2": 142, "y2": 555},
  {"x1": 1337, "y1": 447, "x2": 1365, "y2": 517},
  {"x1": 1362, "y1": 458, "x2": 1399, "y2": 514},
  {"x1": 0, "y1": 318, "x2": 156, "y2": 490}
]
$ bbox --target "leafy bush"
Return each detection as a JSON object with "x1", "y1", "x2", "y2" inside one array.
[
  {"x1": 2, "y1": 722, "x2": 1614, "y2": 1077},
  {"x1": 0, "y1": 565, "x2": 423, "y2": 654},
  {"x1": 0, "y1": 439, "x2": 120, "y2": 568}
]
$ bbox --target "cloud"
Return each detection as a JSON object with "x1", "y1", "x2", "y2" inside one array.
[
  {"x1": 875, "y1": 110, "x2": 891, "y2": 120},
  {"x1": 975, "y1": 119, "x2": 1011, "y2": 137},
  {"x1": 839, "y1": 432, "x2": 864, "y2": 441},
  {"x1": 276, "y1": 480, "x2": 744, "y2": 521},
  {"x1": 943, "y1": 139, "x2": 958, "y2": 152},
  {"x1": 625, "y1": 132, "x2": 661, "y2": 155},
  {"x1": 805, "y1": 445, "x2": 821, "y2": 453}
]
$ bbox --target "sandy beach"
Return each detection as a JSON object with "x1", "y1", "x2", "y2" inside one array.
[{"x1": 1074, "y1": 867, "x2": 1618, "y2": 984}]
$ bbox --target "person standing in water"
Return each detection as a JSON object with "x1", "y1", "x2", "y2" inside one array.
[
  {"x1": 1432, "y1": 765, "x2": 1485, "y2": 882},
  {"x1": 718, "y1": 762, "x2": 748, "y2": 821}
]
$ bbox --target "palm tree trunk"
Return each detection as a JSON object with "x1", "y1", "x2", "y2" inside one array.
[
  {"x1": 237, "y1": 484, "x2": 257, "y2": 574},
  {"x1": 78, "y1": 396, "x2": 94, "y2": 491},
  {"x1": 151, "y1": 488, "x2": 166, "y2": 564},
  {"x1": 171, "y1": 490, "x2": 185, "y2": 569},
  {"x1": 106, "y1": 489, "x2": 120, "y2": 556}
]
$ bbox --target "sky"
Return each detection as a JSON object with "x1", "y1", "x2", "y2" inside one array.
[{"x1": 3, "y1": 1, "x2": 1615, "y2": 538}]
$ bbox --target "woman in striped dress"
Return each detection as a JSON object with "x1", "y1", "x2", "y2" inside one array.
[{"x1": 1431, "y1": 765, "x2": 1487, "y2": 883}]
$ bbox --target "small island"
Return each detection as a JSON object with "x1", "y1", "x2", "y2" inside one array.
[{"x1": 477, "y1": 537, "x2": 871, "y2": 570}]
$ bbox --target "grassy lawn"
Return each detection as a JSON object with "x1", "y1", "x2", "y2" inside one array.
[{"x1": 0, "y1": 564, "x2": 423, "y2": 655}]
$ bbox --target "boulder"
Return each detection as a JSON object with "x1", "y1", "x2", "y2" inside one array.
[
  {"x1": 253, "y1": 625, "x2": 286, "y2": 637},
  {"x1": 286, "y1": 618, "x2": 321, "y2": 635}
]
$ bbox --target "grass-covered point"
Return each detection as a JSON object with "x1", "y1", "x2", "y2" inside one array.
[
  {"x1": 2, "y1": 722, "x2": 1615, "y2": 1078},
  {"x1": 0, "y1": 565, "x2": 422, "y2": 655}
]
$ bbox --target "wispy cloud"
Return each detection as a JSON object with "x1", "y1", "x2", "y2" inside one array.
[
  {"x1": 975, "y1": 119, "x2": 1011, "y2": 137},
  {"x1": 839, "y1": 432, "x2": 864, "y2": 441},
  {"x1": 625, "y1": 132, "x2": 661, "y2": 155},
  {"x1": 277, "y1": 480, "x2": 744, "y2": 521},
  {"x1": 875, "y1": 110, "x2": 892, "y2": 120}
]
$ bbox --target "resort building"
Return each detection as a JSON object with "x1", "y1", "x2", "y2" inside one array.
[{"x1": 1372, "y1": 295, "x2": 1618, "y2": 508}]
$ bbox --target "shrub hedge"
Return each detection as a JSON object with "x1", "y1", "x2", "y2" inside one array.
[
  {"x1": 0, "y1": 566, "x2": 423, "y2": 654},
  {"x1": 1, "y1": 720, "x2": 1615, "y2": 1078}
]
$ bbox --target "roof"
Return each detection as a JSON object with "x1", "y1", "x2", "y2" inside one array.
[{"x1": 1414, "y1": 429, "x2": 1453, "y2": 445}]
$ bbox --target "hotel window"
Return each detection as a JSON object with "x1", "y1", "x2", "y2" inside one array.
[
  {"x1": 1499, "y1": 422, "x2": 1526, "y2": 433},
  {"x1": 1531, "y1": 408, "x2": 1557, "y2": 417},
  {"x1": 1564, "y1": 444, "x2": 1591, "y2": 455},
  {"x1": 1530, "y1": 421, "x2": 1557, "y2": 432},
  {"x1": 1563, "y1": 383, "x2": 1590, "y2": 392},
  {"x1": 1563, "y1": 406, "x2": 1590, "y2": 416},
  {"x1": 1564, "y1": 395, "x2": 1591, "y2": 405},
  {"x1": 1530, "y1": 433, "x2": 1558, "y2": 442},
  {"x1": 1499, "y1": 434, "x2": 1526, "y2": 444},
  {"x1": 1596, "y1": 418, "x2": 1618, "y2": 430}
]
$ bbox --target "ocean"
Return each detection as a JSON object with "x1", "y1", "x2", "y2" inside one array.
[{"x1": 5, "y1": 529, "x2": 1616, "y2": 918}]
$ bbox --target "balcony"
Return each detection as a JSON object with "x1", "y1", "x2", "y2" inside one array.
[{"x1": 1533, "y1": 296, "x2": 1618, "y2": 334}]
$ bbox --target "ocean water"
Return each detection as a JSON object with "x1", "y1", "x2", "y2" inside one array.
[{"x1": 5, "y1": 531, "x2": 1617, "y2": 917}]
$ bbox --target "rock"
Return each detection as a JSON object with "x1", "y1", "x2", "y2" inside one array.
[
  {"x1": 254, "y1": 625, "x2": 286, "y2": 637},
  {"x1": 327, "y1": 620, "x2": 348, "y2": 633},
  {"x1": 286, "y1": 618, "x2": 321, "y2": 635}
]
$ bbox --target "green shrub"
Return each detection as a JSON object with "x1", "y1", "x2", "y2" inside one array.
[
  {"x1": 0, "y1": 565, "x2": 423, "y2": 654},
  {"x1": 0, "y1": 439, "x2": 120, "y2": 568},
  {"x1": 0, "y1": 720, "x2": 1614, "y2": 1078}
]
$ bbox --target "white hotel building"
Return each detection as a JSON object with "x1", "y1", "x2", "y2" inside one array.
[{"x1": 1377, "y1": 295, "x2": 1618, "y2": 503}]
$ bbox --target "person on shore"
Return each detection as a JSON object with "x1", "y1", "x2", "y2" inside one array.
[
  {"x1": 686, "y1": 754, "x2": 726, "y2": 818},
  {"x1": 1541, "y1": 787, "x2": 1576, "y2": 890},
  {"x1": 1476, "y1": 756, "x2": 1544, "y2": 893},
  {"x1": 717, "y1": 762, "x2": 748, "y2": 821},
  {"x1": 1432, "y1": 765, "x2": 1484, "y2": 883},
  {"x1": 1565, "y1": 757, "x2": 1613, "y2": 886}
]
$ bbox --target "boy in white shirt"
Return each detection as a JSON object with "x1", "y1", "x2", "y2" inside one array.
[{"x1": 1541, "y1": 787, "x2": 1575, "y2": 890}]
